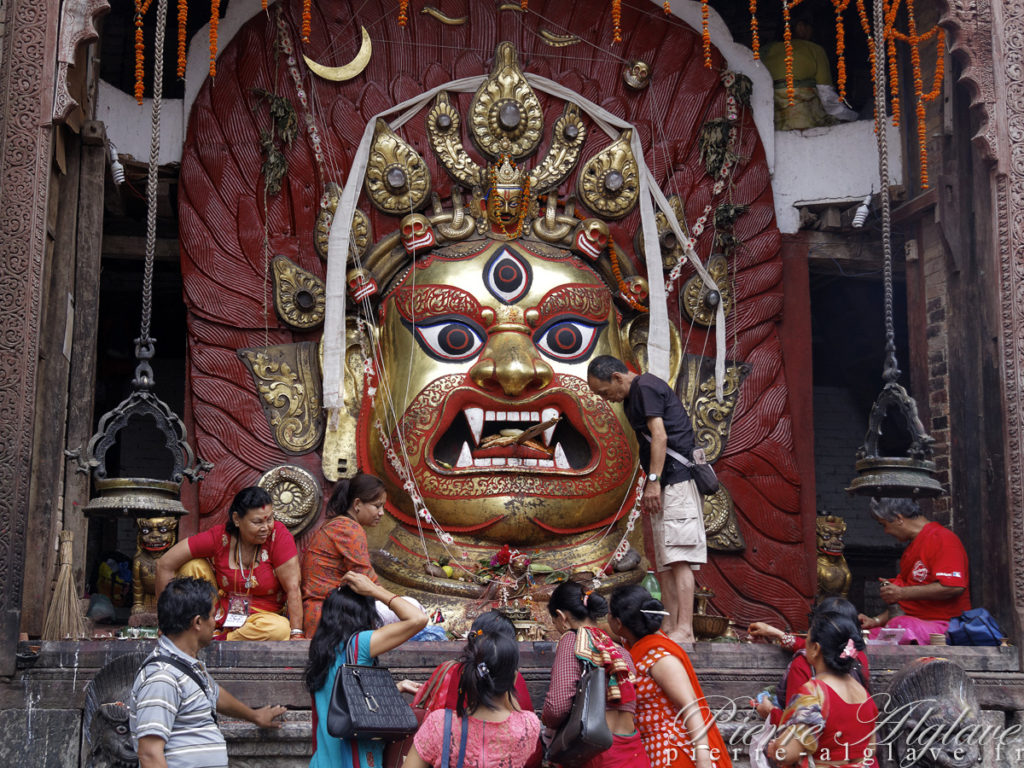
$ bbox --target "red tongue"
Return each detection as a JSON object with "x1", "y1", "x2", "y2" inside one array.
[{"x1": 474, "y1": 444, "x2": 552, "y2": 460}]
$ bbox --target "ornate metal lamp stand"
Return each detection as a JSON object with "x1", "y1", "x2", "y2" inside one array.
[{"x1": 846, "y1": 0, "x2": 942, "y2": 499}]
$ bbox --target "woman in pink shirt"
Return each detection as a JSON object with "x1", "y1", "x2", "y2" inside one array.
[{"x1": 404, "y1": 629, "x2": 540, "y2": 768}]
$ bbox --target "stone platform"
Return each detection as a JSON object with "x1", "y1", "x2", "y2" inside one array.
[{"x1": 4, "y1": 640, "x2": 1024, "y2": 767}]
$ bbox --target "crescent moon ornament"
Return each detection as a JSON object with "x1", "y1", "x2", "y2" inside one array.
[{"x1": 303, "y1": 26, "x2": 372, "y2": 82}]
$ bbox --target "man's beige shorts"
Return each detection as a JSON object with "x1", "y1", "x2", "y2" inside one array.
[{"x1": 651, "y1": 479, "x2": 707, "y2": 572}]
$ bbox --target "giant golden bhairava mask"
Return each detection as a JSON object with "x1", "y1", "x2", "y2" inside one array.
[{"x1": 360, "y1": 239, "x2": 639, "y2": 544}]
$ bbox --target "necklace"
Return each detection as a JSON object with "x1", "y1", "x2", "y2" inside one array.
[{"x1": 236, "y1": 538, "x2": 260, "y2": 590}]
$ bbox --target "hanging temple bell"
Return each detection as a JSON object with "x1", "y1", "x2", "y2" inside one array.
[
  {"x1": 70, "y1": 339, "x2": 211, "y2": 517},
  {"x1": 846, "y1": 380, "x2": 944, "y2": 498}
]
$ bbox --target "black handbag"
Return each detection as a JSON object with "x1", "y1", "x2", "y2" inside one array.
[
  {"x1": 643, "y1": 433, "x2": 720, "y2": 495},
  {"x1": 326, "y1": 633, "x2": 419, "y2": 741},
  {"x1": 545, "y1": 661, "x2": 613, "y2": 767}
]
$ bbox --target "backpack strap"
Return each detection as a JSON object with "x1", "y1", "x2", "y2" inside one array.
[
  {"x1": 145, "y1": 654, "x2": 218, "y2": 722},
  {"x1": 455, "y1": 713, "x2": 469, "y2": 768},
  {"x1": 440, "y1": 709, "x2": 453, "y2": 768}
]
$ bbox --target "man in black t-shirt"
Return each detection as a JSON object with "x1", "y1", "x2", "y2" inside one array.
[{"x1": 587, "y1": 355, "x2": 707, "y2": 644}]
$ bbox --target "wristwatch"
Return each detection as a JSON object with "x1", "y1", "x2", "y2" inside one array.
[{"x1": 647, "y1": 472, "x2": 660, "y2": 482}]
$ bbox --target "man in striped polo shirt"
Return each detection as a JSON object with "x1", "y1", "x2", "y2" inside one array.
[{"x1": 130, "y1": 577, "x2": 286, "y2": 768}]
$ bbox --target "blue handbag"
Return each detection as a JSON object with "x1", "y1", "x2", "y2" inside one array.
[{"x1": 946, "y1": 608, "x2": 1004, "y2": 646}]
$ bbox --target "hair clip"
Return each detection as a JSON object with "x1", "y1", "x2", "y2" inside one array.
[
  {"x1": 840, "y1": 638, "x2": 857, "y2": 659},
  {"x1": 475, "y1": 629, "x2": 484, "y2": 636},
  {"x1": 476, "y1": 662, "x2": 490, "y2": 678},
  {"x1": 640, "y1": 609, "x2": 670, "y2": 615},
  {"x1": 582, "y1": 589, "x2": 592, "y2": 607}
]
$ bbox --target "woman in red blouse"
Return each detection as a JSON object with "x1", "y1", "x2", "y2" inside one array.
[{"x1": 156, "y1": 486, "x2": 303, "y2": 640}]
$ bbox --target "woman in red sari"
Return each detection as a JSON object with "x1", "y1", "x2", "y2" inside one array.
[
  {"x1": 608, "y1": 585, "x2": 730, "y2": 768},
  {"x1": 767, "y1": 613, "x2": 877, "y2": 768},
  {"x1": 301, "y1": 473, "x2": 386, "y2": 636},
  {"x1": 543, "y1": 581, "x2": 649, "y2": 768},
  {"x1": 156, "y1": 486, "x2": 303, "y2": 640}
]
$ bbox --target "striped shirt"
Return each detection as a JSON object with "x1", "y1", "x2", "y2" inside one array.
[{"x1": 130, "y1": 635, "x2": 227, "y2": 768}]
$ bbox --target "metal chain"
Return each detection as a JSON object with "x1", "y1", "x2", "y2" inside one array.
[
  {"x1": 139, "y1": 0, "x2": 168, "y2": 349},
  {"x1": 874, "y1": 0, "x2": 900, "y2": 383}
]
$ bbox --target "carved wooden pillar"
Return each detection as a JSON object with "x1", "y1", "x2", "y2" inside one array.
[
  {"x1": 941, "y1": 0, "x2": 1024, "y2": 651},
  {"x1": 0, "y1": 0, "x2": 61, "y2": 672}
]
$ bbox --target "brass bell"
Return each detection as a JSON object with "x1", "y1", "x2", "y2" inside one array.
[
  {"x1": 72, "y1": 340, "x2": 211, "y2": 517},
  {"x1": 82, "y1": 478, "x2": 188, "y2": 518},
  {"x1": 846, "y1": 381, "x2": 943, "y2": 498}
]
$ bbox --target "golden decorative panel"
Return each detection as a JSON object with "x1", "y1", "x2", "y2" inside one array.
[
  {"x1": 364, "y1": 118, "x2": 431, "y2": 214},
  {"x1": 271, "y1": 255, "x2": 325, "y2": 330},
  {"x1": 527, "y1": 104, "x2": 586, "y2": 194},
  {"x1": 702, "y1": 485, "x2": 745, "y2": 551},
  {"x1": 427, "y1": 93, "x2": 484, "y2": 190},
  {"x1": 577, "y1": 130, "x2": 639, "y2": 219},
  {"x1": 238, "y1": 341, "x2": 324, "y2": 455},
  {"x1": 681, "y1": 253, "x2": 732, "y2": 327},
  {"x1": 468, "y1": 42, "x2": 544, "y2": 159},
  {"x1": 258, "y1": 464, "x2": 322, "y2": 537}
]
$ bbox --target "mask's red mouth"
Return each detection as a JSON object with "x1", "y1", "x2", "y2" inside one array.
[{"x1": 429, "y1": 392, "x2": 595, "y2": 473}]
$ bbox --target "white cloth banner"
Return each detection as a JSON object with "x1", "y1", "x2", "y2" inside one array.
[{"x1": 322, "y1": 74, "x2": 726, "y2": 420}]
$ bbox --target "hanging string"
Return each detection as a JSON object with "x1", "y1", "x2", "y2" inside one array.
[{"x1": 139, "y1": 0, "x2": 168, "y2": 362}]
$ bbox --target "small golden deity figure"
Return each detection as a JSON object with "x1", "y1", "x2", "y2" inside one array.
[
  {"x1": 130, "y1": 516, "x2": 178, "y2": 625},
  {"x1": 816, "y1": 513, "x2": 852, "y2": 599}
]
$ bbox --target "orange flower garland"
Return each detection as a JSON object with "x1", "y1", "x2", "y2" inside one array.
[
  {"x1": 301, "y1": 0, "x2": 311, "y2": 42},
  {"x1": 832, "y1": 0, "x2": 850, "y2": 99},
  {"x1": 608, "y1": 239, "x2": 648, "y2": 313},
  {"x1": 209, "y1": 0, "x2": 220, "y2": 77},
  {"x1": 663, "y1": 1, "x2": 671, "y2": 14},
  {"x1": 701, "y1": 0, "x2": 710, "y2": 67},
  {"x1": 782, "y1": 1, "x2": 793, "y2": 104},
  {"x1": 612, "y1": 0, "x2": 623, "y2": 44},
  {"x1": 749, "y1": 0, "x2": 759, "y2": 59},
  {"x1": 134, "y1": 0, "x2": 146, "y2": 103},
  {"x1": 176, "y1": 0, "x2": 187, "y2": 78},
  {"x1": 521, "y1": 0, "x2": 528, "y2": 10},
  {"x1": 398, "y1": 0, "x2": 408, "y2": 26}
]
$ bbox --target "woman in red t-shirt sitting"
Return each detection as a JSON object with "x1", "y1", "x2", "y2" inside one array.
[
  {"x1": 156, "y1": 486, "x2": 303, "y2": 640},
  {"x1": 857, "y1": 497, "x2": 971, "y2": 645}
]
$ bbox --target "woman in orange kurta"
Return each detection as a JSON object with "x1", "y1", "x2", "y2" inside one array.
[
  {"x1": 300, "y1": 473, "x2": 386, "y2": 636},
  {"x1": 609, "y1": 585, "x2": 731, "y2": 768}
]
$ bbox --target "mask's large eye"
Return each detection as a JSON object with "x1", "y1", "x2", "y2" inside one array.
[
  {"x1": 406, "y1": 318, "x2": 486, "y2": 362},
  {"x1": 484, "y1": 248, "x2": 531, "y2": 304},
  {"x1": 534, "y1": 318, "x2": 604, "y2": 362}
]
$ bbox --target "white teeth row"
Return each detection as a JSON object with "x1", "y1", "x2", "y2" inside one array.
[
  {"x1": 455, "y1": 440, "x2": 571, "y2": 469},
  {"x1": 463, "y1": 406, "x2": 561, "y2": 446}
]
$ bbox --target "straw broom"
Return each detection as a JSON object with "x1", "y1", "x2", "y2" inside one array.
[{"x1": 42, "y1": 530, "x2": 87, "y2": 640}]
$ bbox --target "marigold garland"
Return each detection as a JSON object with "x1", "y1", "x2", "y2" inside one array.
[
  {"x1": 398, "y1": 0, "x2": 408, "y2": 26},
  {"x1": 301, "y1": 0, "x2": 311, "y2": 42},
  {"x1": 176, "y1": 0, "x2": 187, "y2": 78},
  {"x1": 209, "y1": 0, "x2": 220, "y2": 77},
  {"x1": 134, "y1": 0, "x2": 145, "y2": 103},
  {"x1": 701, "y1": 0, "x2": 711, "y2": 67},
  {"x1": 608, "y1": 239, "x2": 648, "y2": 312},
  {"x1": 663, "y1": 1, "x2": 671, "y2": 14},
  {"x1": 832, "y1": 0, "x2": 850, "y2": 99},
  {"x1": 749, "y1": 0, "x2": 759, "y2": 58},
  {"x1": 782, "y1": 1, "x2": 793, "y2": 103},
  {"x1": 521, "y1": 0, "x2": 528, "y2": 10},
  {"x1": 612, "y1": 0, "x2": 623, "y2": 44}
]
